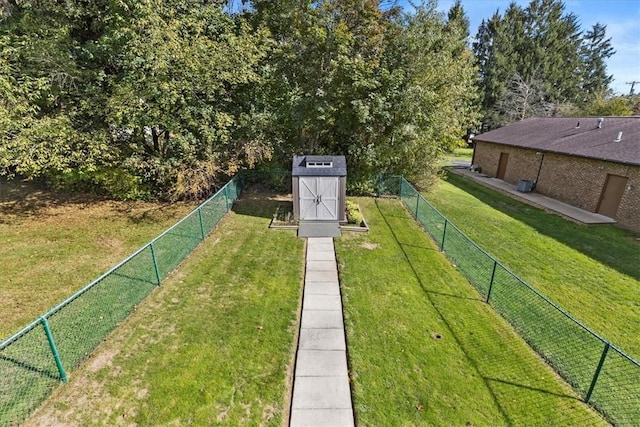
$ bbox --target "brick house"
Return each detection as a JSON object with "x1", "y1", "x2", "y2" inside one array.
[{"x1": 471, "y1": 116, "x2": 640, "y2": 232}]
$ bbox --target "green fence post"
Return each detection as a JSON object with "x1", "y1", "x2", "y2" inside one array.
[
  {"x1": 41, "y1": 317, "x2": 67, "y2": 383},
  {"x1": 150, "y1": 243, "x2": 162, "y2": 286},
  {"x1": 224, "y1": 185, "x2": 230, "y2": 212},
  {"x1": 585, "y1": 342, "x2": 610, "y2": 403},
  {"x1": 198, "y1": 207, "x2": 206, "y2": 240},
  {"x1": 486, "y1": 260, "x2": 498, "y2": 303},
  {"x1": 440, "y1": 219, "x2": 448, "y2": 252},
  {"x1": 415, "y1": 194, "x2": 420, "y2": 219}
]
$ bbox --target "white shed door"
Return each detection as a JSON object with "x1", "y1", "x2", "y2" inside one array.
[{"x1": 299, "y1": 177, "x2": 339, "y2": 220}]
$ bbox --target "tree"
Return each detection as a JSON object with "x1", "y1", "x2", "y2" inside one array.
[
  {"x1": 574, "y1": 95, "x2": 633, "y2": 117},
  {"x1": 523, "y1": 0, "x2": 582, "y2": 103},
  {"x1": 105, "y1": 0, "x2": 270, "y2": 199},
  {"x1": 473, "y1": 4, "x2": 527, "y2": 128},
  {"x1": 0, "y1": 0, "x2": 270, "y2": 199},
  {"x1": 247, "y1": 0, "x2": 479, "y2": 190},
  {"x1": 473, "y1": 0, "x2": 610, "y2": 128},
  {"x1": 1, "y1": 0, "x2": 481, "y2": 197},
  {"x1": 246, "y1": 0, "x2": 397, "y2": 181},
  {"x1": 579, "y1": 23, "x2": 615, "y2": 101},
  {"x1": 0, "y1": 1, "x2": 113, "y2": 183},
  {"x1": 495, "y1": 71, "x2": 553, "y2": 123},
  {"x1": 368, "y1": 0, "x2": 480, "y2": 186}
]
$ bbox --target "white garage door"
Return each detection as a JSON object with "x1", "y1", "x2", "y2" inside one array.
[{"x1": 299, "y1": 177, "x2": 339, "y2": 220}]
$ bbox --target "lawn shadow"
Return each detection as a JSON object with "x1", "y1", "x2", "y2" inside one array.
[
  {"x1": 485, "y1": 377, "x2": 583, "y2": 401},
  {"x1": 0, "y1": 178, "x2": 192, "y2": 226},
  {"x1": 0, "y1": 354, "x2": 61, "y2": 381},
  {"x1": 112, "y1": 202, "x2": 191, "y2": 225},
  {"x1": 391, "y1": 241, "x2": 440, "y2": 253},
  {"x1": 424, "y1": 289, "x2": 482, "y2": 302},
  {"x1": 232, "y1": 190, "x2": 293, "y2": 220},
  {"x1": 375, "y1": 198, "x2": 586, "y2": 424},
  {"x1": 0, "y1": 178, "x2": 105, "y2": 220},
  {"x1": 441, "y1": 172, "x2": 640, "y2": 281}
]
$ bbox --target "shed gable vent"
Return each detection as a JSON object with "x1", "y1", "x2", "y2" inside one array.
[{"x1": 307, "y1": 161, "x2": 333, "y2": 168}]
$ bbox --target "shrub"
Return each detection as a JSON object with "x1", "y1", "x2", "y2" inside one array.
[{"x1": 346, "y1": 200, "x2": 364, "y2": 225}]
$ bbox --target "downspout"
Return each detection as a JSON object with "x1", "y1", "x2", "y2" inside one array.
[
  {"x1": 534, "y1": 151, "x2": 545, "y2": 191},
  {"x1": 471, "y1": 139, "x2": 477, "y2": 166}
]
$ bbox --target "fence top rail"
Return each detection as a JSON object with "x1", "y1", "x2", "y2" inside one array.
[
  {"x1": 404, "y1": 178, "x2": 504, "y2": 265},
  {"x1": 149, "y1": 177, "x2": 236, "y2": 245},
  {"x1": 0, "y1": 317, "x2": 40, "y2": 352},
  {"x1": 402, "y1": 177, "x2": 447, "y2": 218},
  {"x1": 0, "y1": 241, "x2": 153, "y2": 351},
  {"x1": 395, "y1": 175, "x2": 640, "y2": 369},
  {"x1": 0, "y1": 176, "x2": 240, "y2": 350},
  {"x1": 423, "y1": 197, "x2": 498, "y2": 261}
]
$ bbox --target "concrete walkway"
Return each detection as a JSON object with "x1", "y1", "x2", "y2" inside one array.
[
  {"x1": 290, "y1": 237, "x2": 354, "y2": 427},
  {"x1": 447, "y1": 166, "x2": 617, "y2": 225}
]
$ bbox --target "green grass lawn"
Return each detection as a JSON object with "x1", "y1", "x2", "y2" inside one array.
[
  {"x1": 24, "y1": 194, "x2": 305, "y2": 426},
  {"x1": 336, "y1": 198, "x2": 605, "y2": 426},
  {"x1": 449, "y1": 147, "x2": 474, "y2": 160},
  {"x1": 442, "y1": 147, "x2": 473, "y2": 166},
  {"x1": 22, "y1": 193, "x2": 609, "y2": 425},
  {"x1": 425, "y1": 172, "x2": 640, "y2": 360},
  {"x1": 0, "y1": 179, "x2": 199, "y2": 338}
]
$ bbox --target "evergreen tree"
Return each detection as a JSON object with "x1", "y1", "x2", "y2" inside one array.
[
  {"x1": 446, "y1": 0, "x2": 470, "y2": 42},
  {"x1": 522, "y1": 0, "x2": 582, "y2": 103},
  {"x1": 580, "y1": 23, "x2": 615, "y2": 101},
  {"x1": 473, "y1": 0, "x2": 612, "y2": 128}
]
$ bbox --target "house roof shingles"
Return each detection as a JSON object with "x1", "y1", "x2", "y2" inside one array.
[{"x1": 473, "y1": 117, "x2": 640, "y2": 166}]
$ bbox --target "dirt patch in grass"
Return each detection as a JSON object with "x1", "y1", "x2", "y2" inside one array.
[
  {"x1": 86, "y1": 348, "x2": 120, "y2": 373},
  {"x1": 361, "y1": 241, "x2": 379, "y2": 250}
]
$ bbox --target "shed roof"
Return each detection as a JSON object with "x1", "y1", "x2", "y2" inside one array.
[
  {"x1": 473, "y1": 116, "x2": 640, "y2": 166},
  {"x1": 292, "y1": 155, "x2": 347, "y2": 176}
]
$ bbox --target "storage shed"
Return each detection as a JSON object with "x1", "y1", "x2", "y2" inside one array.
[{"x1": 292, "y1": 155, "x2": 347, "y2": 222}]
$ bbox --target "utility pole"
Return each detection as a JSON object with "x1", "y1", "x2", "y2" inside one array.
[{"x1": 626, "y1": 81, "x2": 639, "y2": 96}]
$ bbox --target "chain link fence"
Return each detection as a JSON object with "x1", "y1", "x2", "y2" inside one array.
[
  {"x1": 4, "y1": 173, "x2": 638, "y2": 425},
  {"x1": 0, "y1": 176, "x2": 241, "y2": 426},
  {"x1": 379, "y1": 175, "x2": 639, "y2": 425}
]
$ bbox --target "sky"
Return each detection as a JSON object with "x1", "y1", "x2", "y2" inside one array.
[{"x1": 400, "y1": 0, "x2": 640, "y2": 96}]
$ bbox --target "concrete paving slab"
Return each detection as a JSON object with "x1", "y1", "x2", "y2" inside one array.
[
  {"x1": 307, "y1": 240, "x2": 334, "y2": 249},
  {"x1": 447, "y1": 167, "x2": 617, "y2": 225},
  {"x1": 307, "y1": 243, "x2": 335, "y2": 253},
  {"x1": 298, "y1": 328, "x2": 346, "y2": 350},
  {"x1": 301, "y1": 310, "x2": 344, "y2": 329},
  {"x1": 299, "y1": 222, "x2": 341, "y2": 237},
  {"x1": 307, "y1": 247, "x2": 335, "y2": 257},
  {"x1": 291, "y1": 236, "x2": 354, "y2": 427},
  {"x1": 291, "y1": 376, "x2": 352, "y2": 409},
  {"x1": 290, "y1": 409, "x2": 355, "y2": 427},
  {"x1": 295, "y1": 350, "x2": 348, "y2": 377},
  {"x1": 303, "y1": 294, "x2": 342, "y2": 311},
  {"x1": 306, "y1": 250, "x2": 336, "y2": 261},
  {"x1": 304, "y1": 281, "x2": 340, "y2": 296},
  {"x1": 308, "y1": 237, "x2": 333, "y2": 246},
  {"x1": 306, "y1": 260, "x2": 337, "y2": 271},
  {"x1": 305, "y1": 270, "x2": 339, "y2": 282}
]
